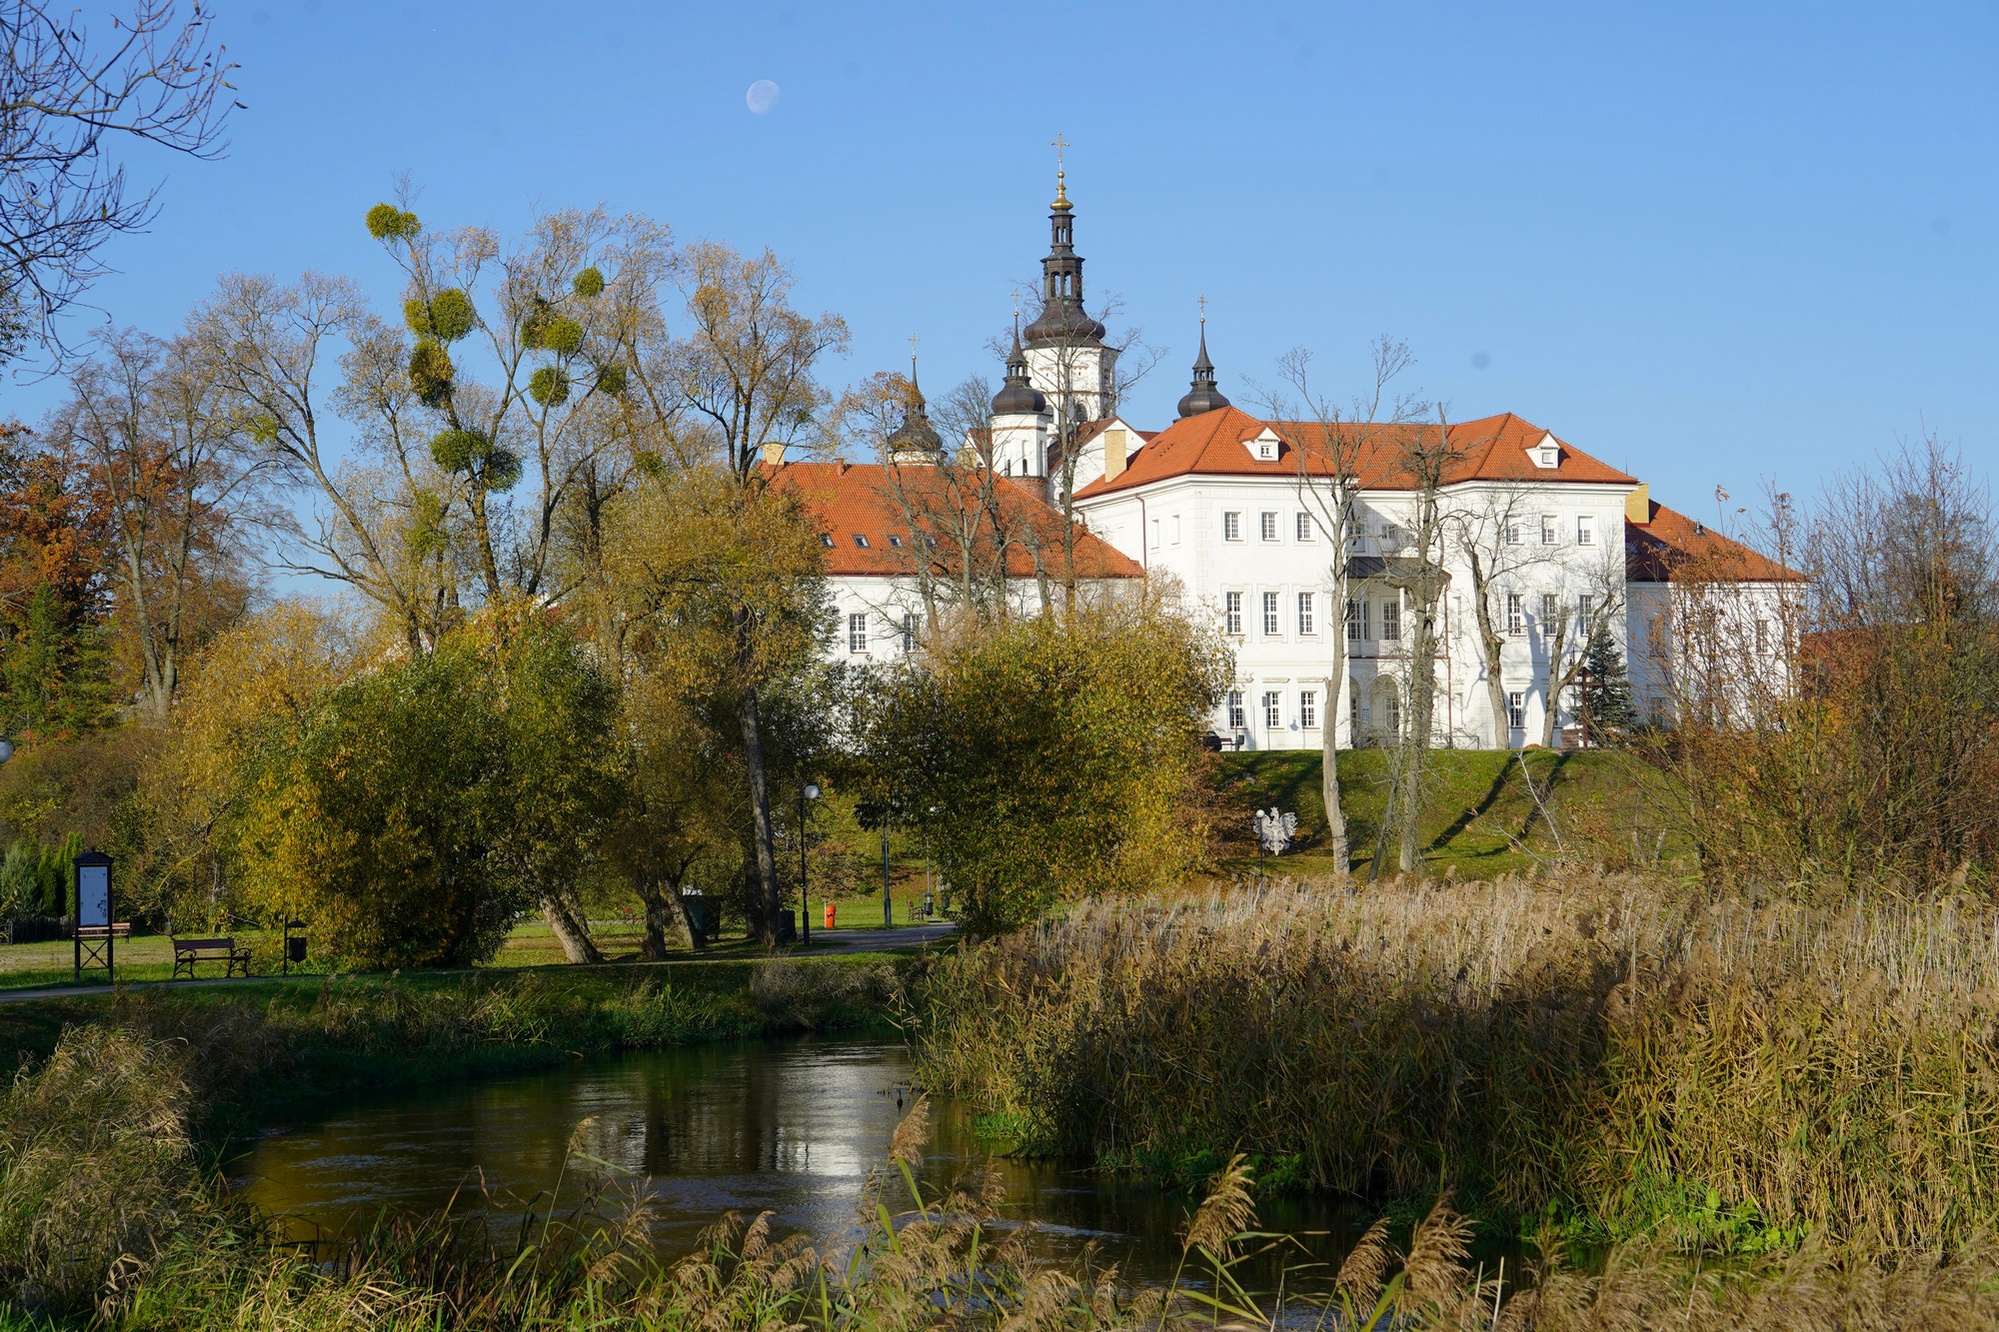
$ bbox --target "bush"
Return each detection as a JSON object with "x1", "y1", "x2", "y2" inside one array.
[{"x1": 854, "y1": 596, "x2": 1230, "y2": 936}]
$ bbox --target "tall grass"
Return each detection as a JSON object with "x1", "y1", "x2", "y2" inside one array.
[
  {"x1": 918, "y1": 872, "x2": 1999, "y2": 1251},
  {"x1": 9, "y1": 1027, "x2": 1999, "y2": 1328}
]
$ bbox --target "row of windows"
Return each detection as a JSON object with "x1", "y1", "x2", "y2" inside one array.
[
  {"x1": 1222, "y1": 591, "x2": 1404, "y2": 641},
  {"x1": 1504, "y1": 593, "x2": 1598, "y2": 635},
  {"x1": 822, "y1": 532, "x2": 909, "y2": 550},
  {"x1": 846, "y1": 611, "x2": 922, "y2": 654},
  {"x1": 1223, "y1": 688, "x2": 1402, "y2": 737},
  {"x1": 1506, "y1": 514, "x2": 1597, "y2": 546},
  {"x1": 1225, "y1": 688, "x2": 1322, "y2": 731}
]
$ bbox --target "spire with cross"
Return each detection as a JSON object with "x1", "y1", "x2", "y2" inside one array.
[{"x1": 1178, "y1": 296, "x2": 1230, "y2": 419}]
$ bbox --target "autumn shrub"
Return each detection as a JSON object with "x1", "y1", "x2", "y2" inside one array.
[{"x1": 852, "y1": 594, "x2": 1232, "y2": 937}]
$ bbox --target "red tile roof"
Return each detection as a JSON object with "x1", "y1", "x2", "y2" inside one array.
[
  {"x1": 765, "y1": 460, "x2": 1145, "y2": 580},
  {"x1": 1073, "y1": 406, "x2": 1638, "y2": 497},
  {"x1": 1625, "y1": 499, "x2": 1804, "y2": 584}
]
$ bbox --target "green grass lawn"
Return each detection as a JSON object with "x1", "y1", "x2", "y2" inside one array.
[
  {"x1": 1213, "y1": 746, "x2": 1686, "y2": 879},
  {"x1": 0, "y1": 895, "x2": 951, "y2": 994}
]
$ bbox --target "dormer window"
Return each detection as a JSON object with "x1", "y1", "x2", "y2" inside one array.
[
  {"x1": 1244, "y1": 428, "x2": 1283, "y2": 462},
  {"x1": 820, "y1": 533, "x2": 834, "y2": 548},
  {"x1": 853, "y1": 534, "x2": 870, "y2": 549},
  {"x1": 888, "y1": 534, "x2": 904, "y2": 549},
  {"x1": 1529, "y1": 433, "x2": 1561, "y2": 469}
]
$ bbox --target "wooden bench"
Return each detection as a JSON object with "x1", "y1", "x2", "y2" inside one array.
[
  {"x1": 74, "y1": 922, "x2": 133, "y2": 941},
  {"x1": 172, "y1": 936, "x2": 251, "y2": 980}
]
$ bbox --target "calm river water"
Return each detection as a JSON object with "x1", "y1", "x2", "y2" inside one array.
[{"x1": 232, "y1": 1035, "x2": 1378, "y2": 1290}]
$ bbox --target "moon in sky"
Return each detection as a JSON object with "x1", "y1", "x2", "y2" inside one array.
[{"x1": 746, "y1": 80, "x2": 780, "y2": 114}]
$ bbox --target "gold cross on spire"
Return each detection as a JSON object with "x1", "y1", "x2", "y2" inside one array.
[
  {"x1": 1051, "y1": 132, "x2": 1070, "y2": 206},
  {"x1": 1198, "y1": 293, "x2": 1208, "y2": 324},
  {"x1": 1050, "y1": 132, "x2": 1068, "y2": 169}
]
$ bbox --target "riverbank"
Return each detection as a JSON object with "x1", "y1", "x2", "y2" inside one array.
[
  {"x1": 0, "y1": 955, "x2": 906, "y2": 1145},
  {"x1": 917, "y1": 872, "x2": 1999, "y2": 1255}
]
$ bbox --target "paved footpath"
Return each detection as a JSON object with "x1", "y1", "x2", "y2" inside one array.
[{"x1": 0, "y1": 922, "x2": 959, "y2": 1006}]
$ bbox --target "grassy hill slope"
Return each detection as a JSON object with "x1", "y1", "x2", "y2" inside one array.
[{"x1": 1213, "y1": 747, "x2": 1683, "y2": 878}]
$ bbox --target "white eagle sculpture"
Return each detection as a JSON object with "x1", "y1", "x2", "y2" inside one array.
[{"x1": 1253, "y1": 807, "x2": 1298, "y2": 856}]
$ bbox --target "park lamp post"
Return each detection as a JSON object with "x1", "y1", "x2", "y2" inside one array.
[{"x1": 800, "y1": 782, "x2": 820, "y2": 946}]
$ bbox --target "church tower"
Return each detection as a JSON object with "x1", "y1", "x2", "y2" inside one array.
[
  {"x1": 1019, "y1": 158, "x2": 1118, "y2": 427},
  {"x1": 989, "y1": 319, "x2": 1050, "y2": 484}
]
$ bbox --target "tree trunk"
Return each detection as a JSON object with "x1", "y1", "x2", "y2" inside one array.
[
  {"x1": 633, "y1": 875, "x2": 698, "y2": 960},
  {"x1": 736, "y1": 678, "x2": 783, "y2": 946},
  {"x1": 1398, "y1": 600, "x2": 1439, "y2": 874},
  {"x1": 1540, "y1": 621, "x2": 1569, "y2": 750},
  {"x1": 1322, "y1": 611, "x2": 1350, "y2": 877},
  {"x1": 540, "y1": 893, "x2": 604, "y2": 964}
]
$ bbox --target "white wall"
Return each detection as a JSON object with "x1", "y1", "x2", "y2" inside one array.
[{"x1": 1078, "y1": 473, "x2": 1638, "y2": 750}]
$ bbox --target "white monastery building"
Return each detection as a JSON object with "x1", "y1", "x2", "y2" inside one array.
[{"x1": 769, "y1": 170, "x2": 1798, "y2": 749}]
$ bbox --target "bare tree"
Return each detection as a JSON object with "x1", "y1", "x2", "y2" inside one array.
[
  {"x1": 189, "y1": 273, "x2": 453, "y2": 651},
  {"x1": 0, "y1": 0, "x2": 236, "y2": 347},
  {"x1": 1449, "y1": 484, "x2": 1558, "y2": 750},
  {"x1": 1257, "y1": 336, "x2": 1427, "y2": 879},
  {"x1": 1386, "y1": 408, "x2": 1465, "y2": 872},
  {"x1": 52, "y1": 326, "x2": 261, "y2": 720}
]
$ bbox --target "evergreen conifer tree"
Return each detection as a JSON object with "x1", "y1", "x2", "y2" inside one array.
[{"x1": 1578, "y1": 624, "x2": 1637, "y2": 744}]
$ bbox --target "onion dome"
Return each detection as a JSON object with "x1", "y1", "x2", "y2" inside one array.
[
  {"x1": 886, "y1": 359, "x2": 943, "y2": 460},
  {"x1": 1176, "y1": 321, "x2": 1232, "y2": 418},
  {"x1": 1022, "y1": 169, "x2": 1108, "y2": 348},
  {"x1": 990, "y1": 323, "x2": 1046, "y2": 416}
]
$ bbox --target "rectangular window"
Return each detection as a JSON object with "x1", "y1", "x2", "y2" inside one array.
[
  {"x1": 901, "y1": 611, "x2": 919, "y2": 652},
  {"x1": 1297, "y1": 591, "x2": 1316, "y2": 635},
  {"x1": 1296, "y1": 512, "x2": 1314, "y2": 541},
  {"x1": 1150, "y1": 518, "x2": 1160, "y2": 548},
  {"x1": 1224, "y1": 591, "x2": 1243, "y2": 636},
  {"x1": 1756, "y1": 620, "x2": 1770, "y2": 654},
  {"x1": 1541, "y1": 514, "x2": 1559, "y2": 545},
  {"x1": 847, "y1": 613, "x2": 868, "y2": 654},
  {"x1": 1577, "y1": 514, "x2": 1595, "y2": 546},
  {"x1": 1171, "y1": 514, "x2": 1182, "y2": 545},
  {"x1": 1263, "y1": 691, "x2": 1282, "y2": 729},
  {"x1": 1262, "y1": 591, "x2": 1280, "y2": 636},
  {"x1": 1505, "y1": 518, "x2": 1523, "y2": 545},
  {"x1": 1350, "y1": 690, "x2": 1361, "y2": 734},
  {"x1": 1541, "y1": 592, "x2": 1559, "y2": 624},
  {"x1": 1577, "y1": 593, "x2": 1593, "y2": 628},
  {"x1": 1227, "y1": 690, "x2": 1245, "y2": 730},
  {"x1": 1300, "y1": 690, "x2": 1318, "y2": 729},
  {"x1": 1506, "y1": 593, "x2": 1524, "y2": 635},
  {"x1": 1508, "y1": 691, "x2": 1525, "y2": 730},
  {"x1": 1345, "y1": 598, "x2": 1362, "y2": 641},
  {"x1": 1381, "y1": 598, "x2": 1402, "y2": 641},
  {"x1": 1223, "y1": 511, "x2": 1242, "y2": 541},
  {"x1": 1380, "y1": 522, "x2": 1400, "y2": 548},
  {"x1": 1260, "y1": 511, "x2": 1280, "y2": 542}
]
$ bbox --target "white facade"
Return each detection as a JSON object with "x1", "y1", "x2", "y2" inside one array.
[{"x1": 1075, "y1": 463, "x2": 1641, "y2": 751}]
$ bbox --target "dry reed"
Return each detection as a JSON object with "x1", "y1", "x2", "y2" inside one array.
[{"x1": 919, "y1": 871, "x2": 1999, "y2": 1251}]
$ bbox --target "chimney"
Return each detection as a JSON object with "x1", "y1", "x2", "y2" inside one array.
[
  {"x1": 1103, "y1": 427, "x2": 1127, "y2": 482},
  {"x1": 1624, "y1": 483, "x2": 1650, "y2": 525},
  {"x1": 760, "y1": 441, "x2": 786, "y2": 467}
]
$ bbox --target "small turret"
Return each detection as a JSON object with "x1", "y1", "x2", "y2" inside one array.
[
  {"x1": 990, "y1": 322, "x2": 1046, "y2": 417},
  {"x1": 1176, "y1": 317, "x2": 1232, "y2": 418},
  {"x1": 886, "y1": 356, "x2": 943, "y2": 463}
]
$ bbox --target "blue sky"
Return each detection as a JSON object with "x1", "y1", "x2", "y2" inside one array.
[{"x1": 17, "y1": 0, "x2": 1997, "y2": 524}]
